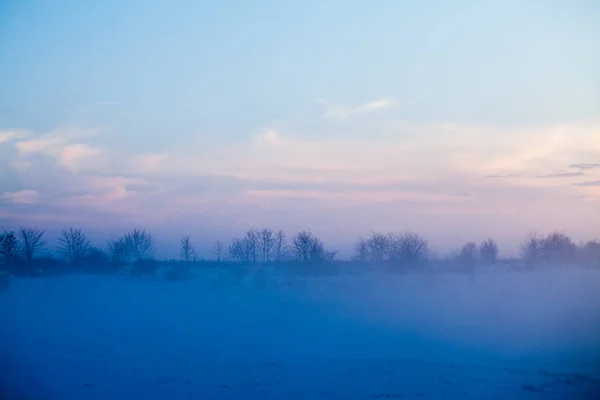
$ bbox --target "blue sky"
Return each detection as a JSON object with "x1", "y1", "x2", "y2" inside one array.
[{"x1": 1, "y1": 0, "x2": 599, "y2": 257}]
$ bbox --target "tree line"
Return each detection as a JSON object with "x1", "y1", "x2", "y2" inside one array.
[{"x1": 1, "y1": 226, "x2": 599, "y2": 276}]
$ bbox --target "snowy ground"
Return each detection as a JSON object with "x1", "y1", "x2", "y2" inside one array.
[{"x1": 1, "y1": 267, "x2": 600, "y2": 399}]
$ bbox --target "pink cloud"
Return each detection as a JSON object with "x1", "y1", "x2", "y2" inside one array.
[
  {"x1": 2, "y1": 120, "x2": 599, "y2": 257},
  {"x1": 1, "y1": 189, "x2": 39, "y2": 204},
  {"x1": 58, "y1": 144, "x2": 105, "y2": 171}
]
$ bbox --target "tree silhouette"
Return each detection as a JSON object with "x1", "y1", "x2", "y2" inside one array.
[
  {"x1": 228, "y1": 237, "x2": 249, "y2": 263},
  {"x1": 520, "y1": 233, "x2": 542, "y2": 267},
  {"x1": 228, "y1": 229, "x2": 269, "y2": 265},
  {"x1": 292, "y1": 230, "x2": 335, "y2": 263},
  {"x1": 0, "y1": 231, "x2": 19, "y2": 265},
  {"x1": 244, "y1": 229, "x2": 259, "y2": 264},
  {"x1": 213, "y1": 241, "x2": 224, "y2": 262},
  {"x1": 274, "y1": 230, "x2": 286, "y2": 263},
  {"x1": 124, "y1": 229, "x2": 154, "y2": 261},
  {"x1": 107, "y1": 236, "x2": 128, "y2": 265},
  {"x1": 458, "y1": 242, "x2": 478, "y2": 269},
  {"x1": 479, "y1": 238, "x2": 498, "y2": 265},
  {"x1": 520, "y1": 231, "x2": 577, "y2": 267},
  {"x1": 540, "y1": 231, "x2": 576, "y2": 266},
  {"x1": 353, "y1": 237, "x2": 368, "y2": 262},
  {"x1": 355, "y1": 232, "x2": 427, "y2": 266},
  {"x1": 258, "y1": 228, "x2": 275, "y2": 263},
  {"x1": 180, "y1": 235, "x2": 195, "y2": 262},
  {"x1": 366, "y1": 232, "x2": 389, "y2": 262},
  {"x1": 58, "y1": 228, "x2": 91, "y2": 265},
  {"x1": 579, "y1": 240, "x2": 600, "y2": 268},
  {"x1": 388, "y1": 232, "x2": 428, "y2": 267},
  {"x1": 19, "y1": 227, "x2": 45, "y2": 262}
]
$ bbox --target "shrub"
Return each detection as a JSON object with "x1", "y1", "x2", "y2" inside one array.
[{"x1": 129, "y1": 258, "x2": 159, "y2": 279}]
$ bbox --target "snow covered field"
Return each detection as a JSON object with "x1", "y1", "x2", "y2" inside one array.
[{"x1": 1, "y1": 267, "x2": 600, "y2": 399}]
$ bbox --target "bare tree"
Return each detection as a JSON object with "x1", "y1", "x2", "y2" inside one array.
[
  {"x1": 213, "y1": 241, "x2": 224, "y2": 262},
  {"x1": 386, "y1": 233, "x2": 401, "y2": 261},
  {"x1": 274, "y1": 230, "x2": 286, "y2": 263},
  {"x1": 479, "y1": 238, "x2": 498, "y2": 265},
  {"x1": 107, "y1": 236, "x2": 128, "y2": 265},
  {"x1": 180, "y1": 235, "x2": 195, "y2": 262},
  {"x1": 353, "y1": 237, "x2": 368, "y2": 262},
  {"x1": 292, "y1": 230, "x2": 335, "y2": 263},
  {"x1": 579, "y1": 240, "x2": 600, "y2": 268},
  {"x1": 458, "y1": 242, "x2": 478, "y2": 268},
  {"x1": 124, "y1": 229, "x2": 154, "y2": 261},
  {"x1": 540, "y1": 231, "x2": 576, "y2": 266},
  {"x1": 244, "y1": 228, "x2": 259, "y2": 264},
  {"x1": 19, "y1": 227, "x2": 46, "y2": 262},
  {"x1": 227, "y1": 229, "x2": 260, "y2": 265},
  {"x1": 389, "y1": 232, "x2": 428, "y2": 267},
  {"x1": 0, "y1": 230, "x2": 19, "y2": 265},
  {"x1": 520, "y1": 233, "x2": 542, "y2": 267},
  {"x1": 366, "y1": 232, "x2": 389, "y2": 262},
  {"x1": 258, "y1": 228, "x2": 275, "y2": 264},
  {"x1": 456, "y1": 241, "x2": 477, "y2": 283},
  {"x1": 58, "y1": 228, "x2": 91, "y2": 265},
  {"x1": 292, "y1": 230, "x2": 313, "y2": 262},
  {"x1": 228, "y1": 237, "x2": 249, "y2": 263},
  {"x1": 309, "y1": 237, "x2": 326, "y2": 262}
]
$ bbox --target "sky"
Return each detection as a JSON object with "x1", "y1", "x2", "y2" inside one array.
[{"x1": 0, "y1": 0, "x2": 599, "y2": 258}]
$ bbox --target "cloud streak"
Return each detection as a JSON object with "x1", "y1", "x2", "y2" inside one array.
[
  {"x1": 484, "y1": 174, "x2": 520, "y2": 179},
  {"x1": 569, "y1": 163, "x2": 600, "y2": 170},
  {"x1": 538, "y1": 171, "x2": 584, "y2": 178},
  {"x1": 573, "y1": 181, "x2": 600, "y2": 187},
  {"x1": 59, "y1": 144, "x2": 105, "y2": 171},
  {"x1": 0, "y1": 130, "x2": 28, "y2": 144},
  {"x1": 318, "y1": 98, "x2": 394, "y2": 120},
  {"x1": 1, "y1": 189, "x2": 39, "y2": 204}
]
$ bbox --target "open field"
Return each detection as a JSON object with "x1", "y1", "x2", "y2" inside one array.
[{"x1": 1, "y1": 267, "x2": 600, "y2": 399}]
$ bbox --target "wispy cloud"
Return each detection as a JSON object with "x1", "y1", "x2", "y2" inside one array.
[
  {"x1": 568, "y1": 163, "x2": 600, "y2": 170},
  {"x1": 131, "y1": 153, "x2": 170, "y2": 174},
  {"x1": 538, "y1": 171, "x2": 584, "y2": 178},
  {"x1": 15, "y1": 136, "x2": 66, "y2": 154},
  {"x1": 0, "y1": 130, "x2": 28, "y2": 144},
  {"x1": 359, "y1": 98, "x2": 395, "y2": 112},
  {"x1": 13, "y1": 128, "x2": 107, "y2": 172},
  {"x1": 59, "y1": 144, "x2": 105, "y2": 171},
  {"x1": 6, "y1": 122, "x2": 600, "y2": 191},
  {"x1": 60, "y1": 178, "x2": 138, "y2": 209},
  {"x1": 318, "y1": 97, "x2": 394, "y2": 120},
  {"x1": 1, "y1": 189, "x2": 39, "y2": 204},
  {"x1": 484, "y1": 174, "x2": 520, "y2": 179},
  {"x1": 573, "y1": 180, "x2": 600, "y2": 187}
]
